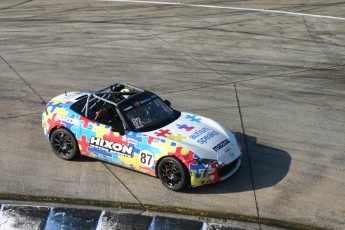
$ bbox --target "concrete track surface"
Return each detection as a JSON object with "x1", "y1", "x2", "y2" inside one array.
[{"x1": 0, "y1": 0, "x2": 344, "y2": 229}]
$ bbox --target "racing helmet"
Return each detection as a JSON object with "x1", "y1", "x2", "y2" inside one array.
[{"x1": 121, "y1": 88, "x2": 131, "y2": 99}]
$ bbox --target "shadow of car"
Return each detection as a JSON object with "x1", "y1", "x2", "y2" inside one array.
[{"x1": 184, "y1": 132, "x2": 291, "y2": 194}]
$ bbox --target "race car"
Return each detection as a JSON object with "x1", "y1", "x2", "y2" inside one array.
[{"x1": 42, "y1": 83, "x2": 242, "y2": 191}]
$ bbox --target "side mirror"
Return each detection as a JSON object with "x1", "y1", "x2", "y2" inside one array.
[
  {"x1": 164, "y1": 100, "x2": 171, "y2": 107},
  {"x1": 111, "y1": 123, "x2": 126, "y2": 135}
]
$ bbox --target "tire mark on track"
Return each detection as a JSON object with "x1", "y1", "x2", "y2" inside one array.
[
  {"x1": 303, "y1": 16, "x2": 344, "y2": 66},
  {"x1": 278, "y1": 1, "x2": 345, "y2": 12},
  {"x1": 0, "y1": 112, "x2": 41, "y2": 120},
  {"x1": 158, "y1": 62, "x2": 345, "y2": 95}
]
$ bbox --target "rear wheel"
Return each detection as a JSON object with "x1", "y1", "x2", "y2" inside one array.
[
  {"x1": 158, "y1": 157, "x2": 189, "y2": 191},
  {"x1": 50, "y1": 128, "x2": 79, "y2": 160}
]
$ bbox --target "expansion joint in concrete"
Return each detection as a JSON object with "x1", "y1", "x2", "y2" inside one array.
[
  {"x1": 0, "y1": 54, "x2": 46, "y2": 104},
  {"x1": 233, "y1": 83, "x2": 261, "y2": 229},
  {"x1": 101, "y1": 163, "x2": 147, "y2": 210},
  {"x1": 144, "y1": 29, "x2": 232, "y2": 83}
]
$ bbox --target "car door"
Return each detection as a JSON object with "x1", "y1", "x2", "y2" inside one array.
[{"x1": 77, "y1": 101, "x2": 140, "y2": 168}]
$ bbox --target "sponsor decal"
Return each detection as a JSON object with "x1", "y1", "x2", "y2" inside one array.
[
  {"x1": 189, "y1": 127, "x2": 210, "y2": 140},
  {"x1": 189, "y1": 128, "x2": 219, "y2": 144},
  {"x1": 90, "y1": 136, "x2": 133, "y2": 157},
  {"x1": 197, "y1": 131, "x2": 219, "y2": 144},
  {"x1": 139, "y1": 98, "x2": 151, "y2": 104},
  {"x1": 213, "y1": 139, "x2": 231, "y2": 152},
  {"x1": 56, "y1": 114, "x2": 79, "y2": 126},
  {"x1": 123, "y1": 105, "x2": 133, "y2": 111},
  {"x1": 125, "y1": 137, "x2": 138, "y2": 144}
]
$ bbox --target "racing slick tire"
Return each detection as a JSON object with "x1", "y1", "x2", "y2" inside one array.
[
  {"x1": 158, "y1": 157, "x2": 190, "y2": 191},
  {"x1": 50, "y1": 128, "x2": 79, "y2": 160}
]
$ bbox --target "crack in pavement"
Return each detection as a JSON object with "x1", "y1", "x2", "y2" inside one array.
[
  {"x1": 101, "y1": 162, "x2": 147, "y2": 210},
  {"x1": 145, "y1": 30, "x2": 232, "y2": 83},
  {"x1": 0, "y1": 54, "x2": 46, "y2": 104},
  {"x1": 234, "y1": 83, "x2": 261, "y2": 230},
  {"x1": 0, "y1": 0, "x2": 33, "y2": 11},
  {"x1": 303, "y1": 16, "x2": 344, "y2": 66}
]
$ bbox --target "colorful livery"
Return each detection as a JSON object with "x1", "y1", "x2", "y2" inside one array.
[{"x1": 42, "y1": 83, "x2": 242, "y2": 191}]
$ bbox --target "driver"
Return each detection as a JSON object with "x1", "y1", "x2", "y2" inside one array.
[
  {"x1": 113, "y1": 88, "x2": 131, "y2": 103},
  {"x1": 95, "y1": 105, "x2": 115, "y2": 125}
]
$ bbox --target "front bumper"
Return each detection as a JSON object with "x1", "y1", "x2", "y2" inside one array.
[
  {"x1": 190, "y1": 155, "x2": 242, "y2": 187},
  {"x1": 218, "y1": 156, "x2": 242, "y2": 181}
]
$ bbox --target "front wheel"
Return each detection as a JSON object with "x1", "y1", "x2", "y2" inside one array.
[
  {"x1": 158, "y1": 157, "x2": 189, "y2": 191},
  {"x1": 50, "y1": 128, "x2": 79, "y2": 160}
]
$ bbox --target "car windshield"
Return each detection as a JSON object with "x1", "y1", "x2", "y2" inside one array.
[{"x1": 119, "y1": 93, "x2": 179, "y2": 132}]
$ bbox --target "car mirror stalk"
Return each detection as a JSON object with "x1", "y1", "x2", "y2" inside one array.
[
  {"x1": 164, "y1": 100, "x2": 171, "y2": 107},
  {"x1": 111, "y1": 123, "x2": 126, "y2": 135}
]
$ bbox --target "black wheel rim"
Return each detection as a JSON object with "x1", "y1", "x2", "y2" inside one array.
[
  {"x1": 160, "y1": 161, "x2": 182, "y2": 187},
  {"x1": 52, "y1": 131, "x2": 74, "y2": 157}
]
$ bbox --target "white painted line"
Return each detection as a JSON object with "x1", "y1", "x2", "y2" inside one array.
[
  {"x1": 97, "y1": 0, "x2": 345, "y2": 21},
  {"x1": 95, "y1": 211, "x2": 105, "y2": 230}
]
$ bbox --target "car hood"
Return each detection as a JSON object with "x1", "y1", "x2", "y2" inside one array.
[
  {"x1": 50, "y1": 91, "x2": 91, "y2": 104},
  {"x1": 145, "y1": 112, "x2": 241, "y2": 164}
]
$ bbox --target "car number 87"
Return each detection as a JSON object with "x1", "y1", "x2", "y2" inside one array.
[{"x1": 139, "y1": 150, "x2": 154, "y2": 167}]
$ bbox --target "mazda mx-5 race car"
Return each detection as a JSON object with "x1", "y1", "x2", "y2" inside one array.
[{"x1": 42, "y1": 83, "x2": 242, "y2": 191}]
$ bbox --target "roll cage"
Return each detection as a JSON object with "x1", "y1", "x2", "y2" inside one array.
[{"x1": 81, "y1": 83, "x2": 144, "y2": 119}]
